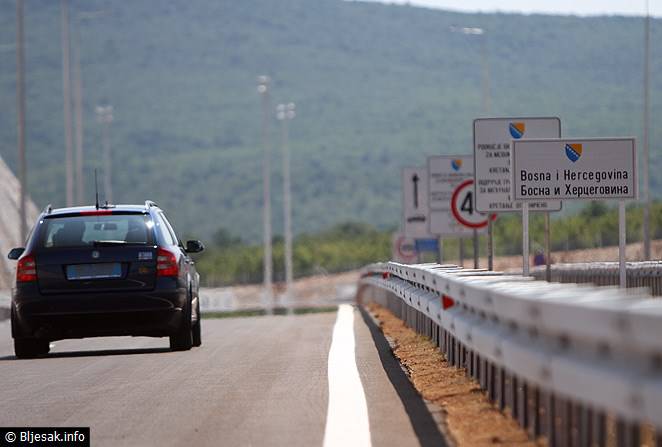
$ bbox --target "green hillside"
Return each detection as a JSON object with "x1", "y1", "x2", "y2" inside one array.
[{"x1": 0, "y1": 0, "x2": 660, "y2": 241}]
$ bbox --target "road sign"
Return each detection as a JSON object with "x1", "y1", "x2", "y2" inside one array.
[
  {"x1": 415, "y1": 238, "x2": 439, "y2": 253},
  {"x1": 402, "y1": 167, "x2": 430, "y2": 238},
  {"x1": 427, "y1": 155, "x2": 480, "y2": 236},
  {"x1": 392, "y1": 233, "x2": 417, "y2": 263},
  {"x1": 512, "y1": 138, "x2": 637, "y2": 201},
  {"x1": 473, "y1": 117, "x2": 562, "y2": 212},
  {"x1": 451, "y1": 179, "x2": 496, "y2": 229}
]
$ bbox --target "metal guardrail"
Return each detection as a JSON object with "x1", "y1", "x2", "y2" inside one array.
[
  {"x1": 531, "y1": 262, "x2": 662, "y2": 296},
  {"x1": 357, "y1": 262, "x2": 662, "y2": 447}
]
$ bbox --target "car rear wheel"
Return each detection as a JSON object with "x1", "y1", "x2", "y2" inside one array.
[
  {"x1": 169, "y1": 297, "x2": 193, "y2": 351},
  {"x1": 192, "y1": 300, "x2": 202, "y2": 347},
  {"x1": 14, "y1": 338, "x2": 50, "y2": 359},
  {"x1": 11, "y1": 305, "x2": 50, "y2": 359}
]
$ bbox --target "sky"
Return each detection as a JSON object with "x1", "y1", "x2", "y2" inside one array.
[{"x1": 355, "y1": 0, "x2": 662, "y2": 17}]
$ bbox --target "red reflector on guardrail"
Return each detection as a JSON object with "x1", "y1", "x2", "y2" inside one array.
[{"x1": 442, "y1": 294, "x2": 455, "y2": 310}]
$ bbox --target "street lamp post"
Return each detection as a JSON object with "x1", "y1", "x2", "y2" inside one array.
[
  {"x1": 61, "y1": 0, "x2": 74, "y2": 207},
  {"x1": 71, "y1": 10, "x2": 106, "y2": 206},
  {"x1": 257, "y1": 76, "x2": 273, "y2": 308},
  {"x1": 95, "y1": 104, "x2": 114, "y2": 203},
  {"x1": 643, "y1": 0, "x2": 651, "y2": 260},
  {"x1": 72, "y1": 15, "x2": 84, "y2": 205},
  {"x1": 451, "y1": 26, "x2": 490, "y2": 269},
  {"x1": 277, "y1": 103, "x2": 296, "y2": 302},
  {"x1": 16, "y1": 0, "x2": 27, "y2": 242}
]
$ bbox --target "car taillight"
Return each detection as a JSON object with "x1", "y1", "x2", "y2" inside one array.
[
  {"x1": 17, "y1": 254, "x2": 37, "y2": 282},
  {"x1": 157, "y1": 248, "x2": 178, "y2": 277}
]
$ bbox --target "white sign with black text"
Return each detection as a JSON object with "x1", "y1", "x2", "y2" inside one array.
[
  {"x1": 512, "y1": 138, "x2": 637, "y2": 201},
  {"x1": 473, "y1": 117, "x2": 562, "y2": 212}
]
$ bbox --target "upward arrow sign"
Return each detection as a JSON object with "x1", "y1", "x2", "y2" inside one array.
[{"x1": 412, "y1": 173, "x2": 419, "y2": 208}]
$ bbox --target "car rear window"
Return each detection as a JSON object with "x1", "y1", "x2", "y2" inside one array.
[{"x1": 40, "y1": 214, "x2": 153, "y2": 248}]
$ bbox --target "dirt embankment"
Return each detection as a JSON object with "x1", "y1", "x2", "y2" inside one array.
[{"x1": 367, "y1": 303, "x2": 544, "y2": 447}]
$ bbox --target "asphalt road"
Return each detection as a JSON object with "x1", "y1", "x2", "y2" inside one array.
[{"x1": 0, "y1": 307, "x2": 445, "y2": 447}]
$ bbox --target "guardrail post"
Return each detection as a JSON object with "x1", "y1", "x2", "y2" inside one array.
[
  {"x1": 498, "y1": 367, "x2": 506, "y2": 411},
  {"x1": 570, "y1": 403, "x2": 581, "y2": 447},
  {"x1": 510, "y1": 375, "x2": 518, "y2": 420},
  {"x1": 488, "y1": 362, "x2": 496, "y2": 401},
  {"x1": 531, "y1": 389, "x2": 539, "y2": 437},
  {"x1": 592, "y1": 411, "x2": 606, "y2": 447},
  {"x1": 546, "y1": 393, "x2": 556, "y2": 447},
  {"x1": 579, "y1": 407, "x2": 593, "y2": 446},
  {"x1": 480, "y1": 357, "x2": 488, "y2": 389},
  {"x1": 616, "y1": 420, "x2": 640, "y2": 447},
  {"x1": 518, "y1": 381, "x2": 528, "y2": 429}
]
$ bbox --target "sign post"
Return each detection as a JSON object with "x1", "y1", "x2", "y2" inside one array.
[
  {"x1": 512, "y1": 137, "x2": 637, "y2": 287},
  {"x1": 474, "y1": 117, "x2": 562, "y2": 273}
]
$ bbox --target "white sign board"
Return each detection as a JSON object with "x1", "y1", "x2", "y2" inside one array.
[
  {"x1": 473, "y1": 117, "x2": 562, "y2": 212},
  {"x1": 428, "y1": 155, "x2": 483, "y2": 236},
  {"x1": 512, "y1": 138, "x2": 637, "y2": 201},
  {"x1": 402, "y1": 167, "x2": 430, "y2": 238}
]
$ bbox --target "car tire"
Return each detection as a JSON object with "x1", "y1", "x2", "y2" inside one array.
[
  {"x1": 11, "y1": 304, "x2": 50, "y2": 359},
  {"x1": 192, "y1": 300, "x2": 202, "y2": 347},
  {"x1": 169, "y1": 296, "x2": 193, "y2": 351},
  {"x1": 14, "y1": 338, "x2": 50, "y2": 359}
]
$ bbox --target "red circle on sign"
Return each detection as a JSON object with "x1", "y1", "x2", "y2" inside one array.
[
  {"x1": 396, "y1": 236, "x2": 417, "y2": 260},
  {"x1": 451, "y1": 179, "x2": 497, "y2": 229}
]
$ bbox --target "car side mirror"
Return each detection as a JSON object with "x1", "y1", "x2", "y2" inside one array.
[
  {"x1": 186, "y1": 240, "x2": 204, "y2": 253},
  {"x1": 8, "y1": 247, "x2": 25, "y2": 260}
]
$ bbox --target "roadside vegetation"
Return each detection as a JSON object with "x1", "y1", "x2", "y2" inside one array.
[{"x1": 196, "y1": 202, "x2": 662, "y2": 287}]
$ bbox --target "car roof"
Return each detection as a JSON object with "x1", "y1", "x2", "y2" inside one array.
[{"x1": 46, "y1": 204, "x2": 154, "y2": 216}]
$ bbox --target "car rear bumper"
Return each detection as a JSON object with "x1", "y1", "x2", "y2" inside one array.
[{"x1": 12, "y1": 285, "x2": 188, "y2": 340}]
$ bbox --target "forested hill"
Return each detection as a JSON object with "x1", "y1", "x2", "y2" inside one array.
[{"x1": 0, "y1": 0, "x2": 659, "y2": 240}]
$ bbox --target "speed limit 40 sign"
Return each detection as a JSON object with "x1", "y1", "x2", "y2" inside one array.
[{"x1": 451, "y1": 179, "x2": 496, "y2": 229}]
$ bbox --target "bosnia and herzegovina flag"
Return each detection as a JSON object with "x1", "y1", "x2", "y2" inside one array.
[
  {"x1": 565, "y1": 143, "x2": 583, "y2": 162},
  {"x1": 509, "y1": 122, "x2": 525, "y2": 139}
]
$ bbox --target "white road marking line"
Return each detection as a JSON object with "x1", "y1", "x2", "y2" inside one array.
[{"x1": 323, "y1": 304, "x2": 372, "y2": 447}]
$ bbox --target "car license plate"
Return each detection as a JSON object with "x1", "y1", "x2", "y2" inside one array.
[{"x1": 66, "y1": 263, "x2": 122, "y2": 280}]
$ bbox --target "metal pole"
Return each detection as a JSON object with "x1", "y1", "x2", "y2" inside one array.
[
  {"x1": 96, "y1": 105, "x2": 113, "y2": 203},
  {"x1": 480, "y1": 30, "x2": 494, "y2": 271},
  {"x1": 480, "y1": 31, "x2": 491, "y2": 116},
  {"x1": 643, "y1": 0, "x2": 651, "y2": 260},
  {"x1": 523, "y1": 203, "x2": 530, "y2": 276},
  {"x1": 459, "y1": 237, "x2": 464, "y2": 267},
  {"x1": 488, "y1": 217, "x2": 494, "y2": 271},
  {"x1": 258, "y1": 76, "x2": 273, "y2": 308},
  {"x1": 277, "y1": 103, "x2": 295, "y2": 303},
  {"x1": 61, "y1": 0, "x2": 74, "y2": 207},
  {"x1": 103, "y1": 117, "x2": 112, "y2": 202},
  {"x1": 437, "y1": 237, "x2": 442, "y2": 263},
  {"x1": 619, "y1": 201, "x2": 626, "y2": 288},
  {"x1": 16, "y1": 0, "x2": 27, "y2": 242},
  {"x1": 473, "y1": 229, "x2": 479, "y2": 268},
  {"x1": 72, "y1": 18, "x2": 84, "y2": 204},
  {"x1": 544, "y1": 212, "x2": 551, "y2": 281}
]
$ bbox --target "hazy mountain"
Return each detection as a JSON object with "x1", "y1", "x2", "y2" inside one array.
[{"x1": 0, "y1": 0, "x2": 659, "y2": 240}]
